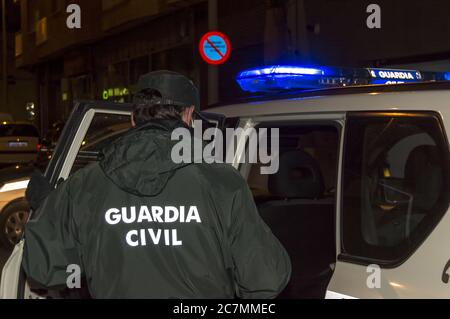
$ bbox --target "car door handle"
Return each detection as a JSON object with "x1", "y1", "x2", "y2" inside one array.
[{"x1": 442, "y1": 259, "x2": 450, "y2": 284}]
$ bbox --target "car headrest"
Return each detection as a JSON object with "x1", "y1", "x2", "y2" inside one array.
[
  {"x1": 405, "y1": 145, "x2": 443, "y2": 211},
  {"x1": 268, "y1": 149, "x2": 324, "y2": 199}
]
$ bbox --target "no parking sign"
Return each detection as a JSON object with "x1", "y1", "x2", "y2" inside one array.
[{"x1": 199, "y1": 31, "x2": 231, "y2": 65}]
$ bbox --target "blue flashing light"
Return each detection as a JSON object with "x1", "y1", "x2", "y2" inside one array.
[
  {"x1": 236, "y1": 64, "x2": 450, "y2": 93},
  {"x1": 236, "y1": 65, "x2": 348, "y2": 93},
  {"x1": 238, "y1": 65, "x2": 324, "y2": 78}
]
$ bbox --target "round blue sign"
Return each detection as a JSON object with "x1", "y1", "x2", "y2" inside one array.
[{"x1": 199, "y1": 31, "x2": 231, "y2": 65}]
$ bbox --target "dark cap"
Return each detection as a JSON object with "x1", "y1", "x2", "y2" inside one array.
[{"x1": 136, "y1": 70, "x2": 200, "y2": 110}]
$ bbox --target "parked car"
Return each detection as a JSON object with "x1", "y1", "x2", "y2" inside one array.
[
  {"x1": 0, "y1": 165, "x2": 34, "y2": 248},
  {"x1": 0, "y1": 122, "x2": 40, "y2": 167}
]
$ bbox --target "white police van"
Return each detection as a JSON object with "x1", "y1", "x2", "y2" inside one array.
[{"x1": 1, "y1": 65, "x2": 449, "y2": 299}]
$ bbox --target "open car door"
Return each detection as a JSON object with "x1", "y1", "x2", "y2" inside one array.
[{"x1": 1, "y1": 100, "x2": 133, "y2": 299}]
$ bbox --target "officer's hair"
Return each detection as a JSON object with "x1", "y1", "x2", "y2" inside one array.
[{"x1": 132, "y1": 89, "x2": 186, "y2": 125}]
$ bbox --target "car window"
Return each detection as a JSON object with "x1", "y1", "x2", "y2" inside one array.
[
  {"x1": 0, "y1": 124, "x2": 39, "y2": 137},
  {"x1": 69, "y1": 113, "x2": 132, "y2": 175},
  {"x1": 44, "y1": 122, "x2": 65, "y2": 147},
  {"x1": 247, "y1": 124, "x2": 339, "y2": 201},
  {"x1": 245, "y1": 122, "x2": 339, "y2": 299},
  {"x1": 342, "y1": 112, "x2": 450, "y2": 265}
]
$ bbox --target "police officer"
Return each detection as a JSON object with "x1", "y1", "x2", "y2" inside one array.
[{"x1": 23, "y1": 71, "x2": 291, "y2": 299}]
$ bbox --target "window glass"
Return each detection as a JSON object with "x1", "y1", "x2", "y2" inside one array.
[
  {"x1": 69, "y1": 113, "x2": 132, "y2": 175},
  {"x1": 0, "y1": 124, "x2": 39, "y2": 137},
  {"x1": 342, "y1": 112, "x2": 450, "y2": 263}
]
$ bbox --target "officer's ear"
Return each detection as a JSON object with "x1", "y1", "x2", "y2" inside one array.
[
  {"x1": 182, "y1": 106, "x2": 195, "y2": 127},
  {"x1": 131, "y1": 113, "x2": 136, "y2": 127}
]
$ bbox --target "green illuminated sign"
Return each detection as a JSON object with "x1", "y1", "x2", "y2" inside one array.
[{"x1": 102, "y1": 87, "x2": 130, "y2": 100}]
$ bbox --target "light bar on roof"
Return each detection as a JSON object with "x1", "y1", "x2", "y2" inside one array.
[
  {"x1": 236, "y1": 64, "x2": 450, "y2": 93},
  {"x1": 238, "y1": 65, "x2": 324, "y2": 78},
  {"x1": 235, "y1": 65, "x2": 353, "y2": 92}
]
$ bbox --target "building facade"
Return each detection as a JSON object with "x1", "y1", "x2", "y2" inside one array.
[
  {"x1": 0, "y1": 0, "x2": 36, "y2": 121},
  {"x1": 13, "y1": 0, "x2": 450, "y2": 134}
]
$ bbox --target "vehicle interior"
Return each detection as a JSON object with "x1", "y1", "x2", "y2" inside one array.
[{"x1": 245, "y1": 123, "x2": 339, "y2": 298}]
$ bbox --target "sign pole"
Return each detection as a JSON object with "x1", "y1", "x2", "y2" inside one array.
[
  {"x1": 1, "y1": 0, "x2": 7, "y2": 114},
  {"x1": 208, "y1": 0, "x2": 218, "y2": 106}
]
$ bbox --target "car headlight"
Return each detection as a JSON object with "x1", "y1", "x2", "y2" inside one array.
[{"x1": 0, "y1": 179, "x2": 30, "y2": 193}]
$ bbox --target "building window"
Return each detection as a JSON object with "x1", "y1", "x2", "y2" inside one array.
[
  {"x1": 341, "y1": 112, "x2": 450, "y2": 266},
  {"x1": 30, "y1": 9, "x2": 40, "y2": 33},
  {"x1": 15, "y1": 32, "x2": 23, "y2": 57},
  {"x1": 35, "y1": 17, "x2": 48, "y2": 45}
]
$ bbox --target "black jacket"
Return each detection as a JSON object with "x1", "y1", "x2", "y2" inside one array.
[{"x1": 22, "y1": 119, "x2": 291, "y2": 299}]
